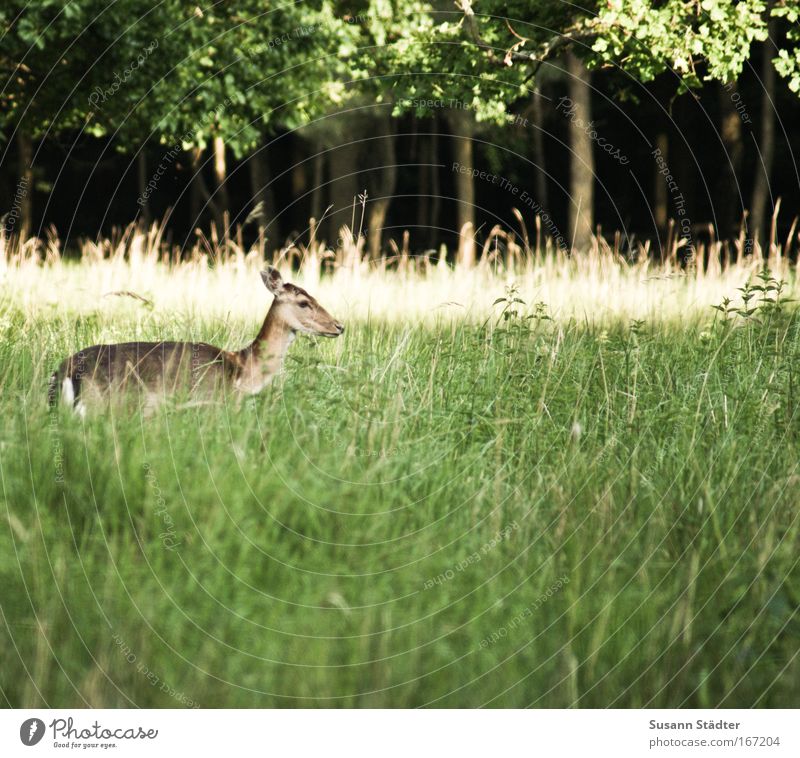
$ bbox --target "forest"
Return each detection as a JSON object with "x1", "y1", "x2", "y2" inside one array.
[{"x1": 2, "y1": 1, "x2": 799, "y2": 259}]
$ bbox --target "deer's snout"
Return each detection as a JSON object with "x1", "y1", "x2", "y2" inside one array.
[{"x1": 319, "y1": 320, "x2": 344, "y2": 337}]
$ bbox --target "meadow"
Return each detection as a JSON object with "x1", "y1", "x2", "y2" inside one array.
[{"x1": 1, "y1": 228, "x2": 799, "y2": 707}]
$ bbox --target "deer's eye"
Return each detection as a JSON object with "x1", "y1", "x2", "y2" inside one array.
[{"x1": 299, "y1": 301, "x2": 311, "y2": 309}]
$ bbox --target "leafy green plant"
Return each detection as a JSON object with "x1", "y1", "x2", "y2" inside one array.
[
  {"x1": 712, "y1": 268, "x2": 793, "y2": 324},
  {"x1": 492, "y1": 282, "x2": 527, "y2": 324},
  {"x1": 751, "y1": 267, "x2": 793, "y2": 316}
]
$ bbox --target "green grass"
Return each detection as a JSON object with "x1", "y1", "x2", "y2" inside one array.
[{"x1": 1, "y1": 284, "x2": 799, "y2": 708}]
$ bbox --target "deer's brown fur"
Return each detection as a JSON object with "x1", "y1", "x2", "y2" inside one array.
[{"x1": 48, "y1": 268, "x2": 343, "y2": 411}]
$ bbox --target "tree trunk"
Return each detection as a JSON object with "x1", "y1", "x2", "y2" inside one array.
[
  {"x1": 310, "y1": 148, "x2": 325, "y2": 241},
  {"x1": 15, "y1": 131, "x2": 33, "y2": 240},
  {"x1": 653, "y1": 132, "x2": 669, "y2": 238},
  {"x1": 137, "y1": 150, "x2": 150, "y2": 227},
  {"x1": 248, "y1": 149, "x2": 275, "y2": 240},
  {"x1": 673, "y1": 94, "x2": 696, "y2": 237},
  {"x1": 416, "y1": 123, "x2": 442, "y2": 250},
  {"x1": 327, "y1": 140, "x2": 360, "y2": 245},
  {"x1": 417, "y1": 126, "x2": 431, "y2": 243},
  {"x1": 531, "y1": 87, "x2": 548, "y2": 211},
  {"x1": 426, "y1": 117, "x2": 442, "y2": 250},
  {"x1": 190, "y1": 147, "x2": 204, "y2": 229},
  {"x1": 566, "y1": 51, "x2": 594, "y2": 253},
  {"x1": 368, "y1": 116, "x2": 398, "y2": 259},
  {"x1": 189, "y1": 146, "x2": 227, "y2": 232},
  {"x1": 430, "y1": 122, "x2": 441, "y2": 251},
  {"x1": 291, "y1": 142, "x2": 307, "y2": 197},
  {"x1": 447, "y1": 110, "x2": 476, "y2": 267},
  {"x1": 212, "y1": 134, "x2": 229, "y2": 233},
  {"x1": 750, "y1": 21, "x2": 777, "y2": 251},
  {"x1": 717, "y1": 81, "x2": 744, "y2": 242}
]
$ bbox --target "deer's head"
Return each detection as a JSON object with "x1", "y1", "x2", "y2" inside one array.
[{"x1": 261, "y1": 267, "x2": 344, "y2": 337}]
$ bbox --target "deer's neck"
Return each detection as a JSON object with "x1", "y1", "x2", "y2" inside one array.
[{"x1": 235, "y1": 304, "x2": 295, "y2": 393}]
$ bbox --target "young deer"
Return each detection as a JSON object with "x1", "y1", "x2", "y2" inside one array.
[{"x1": 48, "y1": 267, "x2": 344, "y2": 412}]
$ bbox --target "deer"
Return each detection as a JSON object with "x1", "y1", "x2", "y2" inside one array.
[{"x1": 48, "y1": 267, "x2": 344, "y2": 413}]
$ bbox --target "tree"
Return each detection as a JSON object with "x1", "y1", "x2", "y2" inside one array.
[
  {"x1": 0, "y1": 1, "x2": 366, "y2": 235},
  {"x1": 367, "y1": 112, "x2": 398, "y2": 259},
  {"x1": 750, "y1": 18, "x2": 778, "y2": 248},
  {"x1": 717, "y1": 79, "x2": 745, "y2": 242},
  {"x1": 442, "y1": 0, "x2": 790, "y2": 256},
  {"x1": 447, "y1": 110, "x2": 476, "y2": 265},
  {"x1": 0, "y1": 1, "x2": 171, "y2": 235},
  {"x1": 565, "y1": 51, "x2": 595, "y2": 252},
  {"x1": 322, "y1": 2, "x2": 437, "y2": 255}
]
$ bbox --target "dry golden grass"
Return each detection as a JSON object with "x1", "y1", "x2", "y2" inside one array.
[{"x1": 0, "y1": 213, "x2": 796, "y2": 326}]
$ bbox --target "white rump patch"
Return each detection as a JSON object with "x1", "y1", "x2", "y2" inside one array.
[{"x1": 61, "y1": 377, "x2": 75, "y2": 405}]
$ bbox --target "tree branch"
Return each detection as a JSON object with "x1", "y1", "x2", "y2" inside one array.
[{"x1": 455, "y1": 0, "x2": 596, "y2": 77}]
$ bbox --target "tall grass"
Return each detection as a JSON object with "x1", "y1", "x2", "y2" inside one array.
[
  {"x1": 0, "y1": 221, "x2": 799, "y2": 707},
  {"x1": 0, "y1": 210, "x2": 796, "y2": 327}
]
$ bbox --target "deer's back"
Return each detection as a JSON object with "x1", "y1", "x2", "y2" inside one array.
[{"x1": 54, "y1": 341, "x2": 241, "y2": 402}]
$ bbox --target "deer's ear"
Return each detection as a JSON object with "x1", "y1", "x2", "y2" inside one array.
[{"x1": 261, "y1": 267, "x2": 284, "y2": 295}]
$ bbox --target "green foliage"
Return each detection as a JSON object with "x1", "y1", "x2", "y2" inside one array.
[
  {"x1": 712, "y1": 268, "x2": 793, "y2": 323},
  {"x1": 591, "y1": 0, "x2": 768, "y2": 87},
  {"x1": 4, "y1": 0, "x2": 800, "y2": 154},
  {"x1": 0, "y1": 1, "x2": 427, "y2": 154},
  {"x1": 0, "y1": 1, "x2": 170, "y2": 138},
  {"x1": 773, "y1": 2, "x2": 800, "y2": 92},
  {"x1": 429, "y1": 0, "x2": 800, "y2": 116}
]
